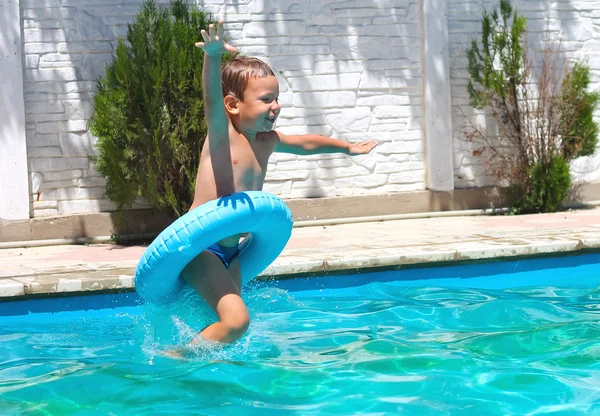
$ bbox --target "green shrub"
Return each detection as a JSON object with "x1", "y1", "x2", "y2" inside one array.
[
  {"x1": 464, "y1": 0, "x2": 599, "y2": 214},
  {"x1": 560, "y1": 62, "x2": 600, "y2": 160},
  {"x1": 89, "y1": 0, "x2": 213, "y2": 218},
  {"x1": 511, "y1": 154, "x2": 572, "y2": 214}
]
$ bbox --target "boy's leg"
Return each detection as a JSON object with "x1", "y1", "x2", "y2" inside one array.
[{"x1": 181, "y1": 251, "x2": 249, "y2": 343}]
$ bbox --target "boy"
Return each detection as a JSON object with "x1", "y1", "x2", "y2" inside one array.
[{"x1": 182, "y1": 21, "x2": 377, "y2": 344}]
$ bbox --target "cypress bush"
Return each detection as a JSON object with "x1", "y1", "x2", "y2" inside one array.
[{"x1": 89, "y1": 0, "x2": 213, "y2": 218}]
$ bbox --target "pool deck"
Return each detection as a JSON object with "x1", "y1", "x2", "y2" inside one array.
[{"x1": 1, "y1": 207, "x2": 600, "y2": 299}]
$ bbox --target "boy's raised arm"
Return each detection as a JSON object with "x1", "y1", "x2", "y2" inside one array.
[{"x1": 195, "y1": 21, "x2": 237, "y2": 143}]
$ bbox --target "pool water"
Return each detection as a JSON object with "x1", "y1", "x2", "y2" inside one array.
[{"x1": 1, "y1": 254, "x2": 600, "y2": 415}]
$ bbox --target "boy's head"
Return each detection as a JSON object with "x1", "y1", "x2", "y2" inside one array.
[
  {"x1": 221, "y1": 55, "x2": 281, "y2": 134},
  {"x1": 221, "y1": 55, "x2": 275, "y2": 100}
]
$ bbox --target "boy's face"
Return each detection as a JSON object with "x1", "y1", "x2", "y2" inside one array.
[{"x1": 236, "y1": 75, "x2": 281, "y2": 134}]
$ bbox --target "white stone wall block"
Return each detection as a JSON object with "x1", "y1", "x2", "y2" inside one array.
[
  {"x1": 275, "y1": 161, "x2": 318, "y2": 171},
  {"x1": 358, "y1": 70, "x2": 391, "y2": 90},
  {"x1": 23, "y1": 43, "x2": 60, "y2": 54},
  {"x1": 262, "y1": 181, "x2": 293, "y2": 195},
  {"x1": 357, "y1": 94, "x2": 413, "y2": 106},
  {"x1": 28, "y1": 147, "x2": 63, "y2": 158},
  {"x1": 244, "y1": 21, "x2": 306, "y2": 38},
  {"x1": 22, "y1": 7, "x2": 77, "y2": 20},
  {"x1": 293, "y1": 91, "x2": 357, "y2": 108},
  {"x1": 333, "y1": 174, "x2": 388, "y2": 189},
  {"x1": 58, "y1": 41, "x2": 113, "y2": 54},
  {"x1": 37, "y1": 120, "x2": 87, "y2": 134},
  {"x1": 372, "y1": 105, "x2": 416, "y2": 119},
  {"x1": 369, "y1": 123, "x2": 407, "y2": 132},
  {"x1": 59, "y1": 132, "x2": 93, "y2": 156},
  {"x1": 26, "y1": 101, "x2": 65, "y2": 114},
  {"x1": 269, "y1": 55, "x2": 314, "y2": 70},
  {"x1": 52, "y1": 186, "x2": 104, "y2": 201},
  {"x1": 78, "y1": 177, "x2": 107, "y2": 187},
  {"x1": 30, "y1": 157, "x2": 89, "y2": 172},
  {"x1": 374, "y1": 153, "x2": 410, "y2": 164},
  {"x1": 27, "y1": 133, "x2": 59, "y2": 147},
  {"x1": 317, "y1": 158, "x2": 353, "y2": 169},
  {"x1": 389, "y1": 170, "x2": 425, "y2": 184},
  {"x1": 375, "y1": 161, "x2": 424, "y2": 174},
  {"x1": 326, "y1": 107, "x2": 372, "y2": 133},
  {"x1": 265, "y1": 170, "x2": 311, "y2": 181},
  {"x1": 319, "y1": 165, "x2": 370, "y2": 179},
  {"x1": 40, "y1": 53, "x2": 83, "y2": 67},
  {"x1": 571, "y1": 154, "x2": 600, "y2": 183},
  {"x1": 24, "y1": 19, "x2": 78, "y2": 30},
  {"x1": 25, "y1": 68, "x2": 79, "y2": 82},
  {"x1": 377, "y1": 140, "x2": 423, "y2": 155},
  {"x1": 43, "y1": 170, "x2": 83, "y2": 181},
  {"x1": 63, "y1": 100, "x2": 94, "y2": 120},
  {"x1": 288, "y1": 74, "x2": 361, "y2": 92},
  {"x1": 23, "y1": 29, "x2": 69, "y2": 43},
  {"x1": 33, "y1": 81, "x2": 95, "y2": 94},
  {"x1": 352, "y1": 154, "x2": 377, "y2": 172},
  {"x1": 313, "y1": 60, "x2": 364, "y2": 75},
  {"x1": 72, "y1": 10, "x2": 113, "y2": 40},
  {"x1": 25, "y1": 55, "x2": 40, "y2": 69},
  {"x1": 269, "y1": 152, "x2": 297, "y2": 163},
  {"x1": 79, "y1": 54, "x2": 112, "y2": 81},
  {"x1": 21, "y1": 0, "x2": 61, "y2": 6},
  {"x1": 40, "y1": 179, "x2": 79, "y2": 190}
]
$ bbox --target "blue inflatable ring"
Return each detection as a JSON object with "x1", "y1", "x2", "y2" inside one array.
[{"x1": 134, "y1": 191, "x2": 293, "y2": 303}]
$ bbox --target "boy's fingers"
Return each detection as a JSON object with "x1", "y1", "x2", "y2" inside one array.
[
  {"x1": 200, "y1": 29, "x2": 209, "y2": 43},
  {"x1": 225, "y1": 43, "x2": 238, "y2": 53},
  {"x1": 194, "y1": 42, "x2": 205, "y2": 48},
  {"x1": 218, "y1": 21, "x2": 225, "y2": 37},
  {"x1": 208, "y1": 24, "x2": 216, "y2": 39}
]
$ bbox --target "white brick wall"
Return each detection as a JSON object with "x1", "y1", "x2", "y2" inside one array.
[
  {"x1": 449, "y1": 0, "x2": 600, "y2": 188},
  {"x1": 21, "y1": 0, "x2": 424, "y2": 216},
  {"x1": 18, "y1": 0, "x2": 600, "y2": 217}
]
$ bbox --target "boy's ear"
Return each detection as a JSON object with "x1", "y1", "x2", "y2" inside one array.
[{"x1": 223, "y1": 95, "x2": 240, "y2": 115}]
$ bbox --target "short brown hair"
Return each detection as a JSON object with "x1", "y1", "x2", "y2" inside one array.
[{"x1": 221, "y1": 55, "x2": 275, "y2": 101}]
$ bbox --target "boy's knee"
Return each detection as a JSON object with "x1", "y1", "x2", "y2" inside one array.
[{"x1": 222, "y1": 312, "x2": 250, "y2": 338}]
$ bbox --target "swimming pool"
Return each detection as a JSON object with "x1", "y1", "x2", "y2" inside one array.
[{"x1": 1, "y1": 253, "x2": 599, "y2": 415}]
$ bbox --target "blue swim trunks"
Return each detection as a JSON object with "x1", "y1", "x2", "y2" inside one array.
[{"x1": 206, "y1": 243, "x2": 240, "y2": 269}]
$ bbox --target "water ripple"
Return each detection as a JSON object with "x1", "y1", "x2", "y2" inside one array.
[{"x1": 1, "y1": 276, "x2": 600, "y2": 414}]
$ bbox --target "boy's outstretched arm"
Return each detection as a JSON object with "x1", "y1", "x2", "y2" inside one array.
[
  {"x1": 274, "y1": 131, "x2": 377, "y2": 156},
  {"x1": 195, "y1": 21, "x2": 237, "y2": 144}
]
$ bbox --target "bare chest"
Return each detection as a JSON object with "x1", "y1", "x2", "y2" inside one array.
[{"x1": 230, "y1": 142, "x2": 269, "y2": 189}]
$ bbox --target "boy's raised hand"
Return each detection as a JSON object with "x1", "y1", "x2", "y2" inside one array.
[
  {"x1": 348, "y1": 140, "x2": 378, "y2": 155},
  {"x1": 195, "y1": 21, "x2": 237, "y2": 56}
]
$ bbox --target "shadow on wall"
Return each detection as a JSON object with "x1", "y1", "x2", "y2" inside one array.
[
  {"x1": 448, "y1": 0, "x2": 599, "y2": 189},
  {"x1": 197, "y1": 0, "x2": 424, "y2": 198}
]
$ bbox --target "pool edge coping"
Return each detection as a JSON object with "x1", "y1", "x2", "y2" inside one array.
[{"x1": 2, "y1": 235, "x2": 599, "y2": 300}]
